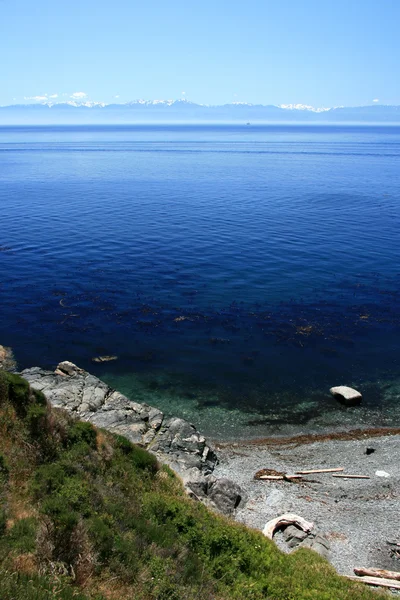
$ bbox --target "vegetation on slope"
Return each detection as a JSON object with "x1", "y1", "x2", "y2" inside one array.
[{"x1": 0, "y1": 370, "x2": 387, "y2": 600}]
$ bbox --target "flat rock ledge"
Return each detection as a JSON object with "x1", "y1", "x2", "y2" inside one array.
[{"x1": 21, "y1": 361, "x2": 245, "y2": 516}]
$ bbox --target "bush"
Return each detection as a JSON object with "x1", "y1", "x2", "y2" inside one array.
[
  {"x1": 0, "y1": 373, "x2": 8, "y2": 405},
  {"x1": 6, "y1": 517, "x2": 38, "y2": 553},
  {"x1": 25, "y1": 404, "x2": 48, "y2": 440},
  {"x1": 0, "y1": 454, "x2": 9, "y2": 481},
  {"x1": 33, "y1": 463, "x2": 70, "y2": 496},
  {"x1": 66, "y1": 421, "x2": 97, "y2": 449},
  {"x1": 32, "y1": 389, "x2": 47, "y2": 406},
  {"x1": 87, "y1": 517, "x2": 114, "y2": 562},
  {"x1": 4, "y1": 373, "x2": 32, "y2": 417},
  {"x1": 115, "y1": 434, "x2": 158, "y2": 472},
  {"x1": 0, "y1": 510, "x2": 6, "y2": 536}
]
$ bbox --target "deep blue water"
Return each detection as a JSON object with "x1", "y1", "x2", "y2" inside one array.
[{"x1": 1, "y1": 124, "x2": 400, "y2": 439}]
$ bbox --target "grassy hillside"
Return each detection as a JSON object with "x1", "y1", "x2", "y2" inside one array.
[{"x1": 0, "y1": 370, "x2": 387, "y2": 600}]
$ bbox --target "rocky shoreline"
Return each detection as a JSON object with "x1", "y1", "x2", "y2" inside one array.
[
  {"x1": 2, "y1": 351, "x2": 398, "y2": 578},
  {"x1": 214, "y1": 432, "x2": 400, "y2": 576},
  {"x1": 21, "y1": 361, "x2": 244, "y2": 517}
]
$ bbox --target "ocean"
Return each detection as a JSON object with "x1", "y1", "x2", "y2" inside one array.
[{"x1": 1, "y1": 124, "x2": 399, "y2": 439}]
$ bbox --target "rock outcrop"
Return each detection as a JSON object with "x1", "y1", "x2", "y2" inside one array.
[
  {"x1": 0, "y1": 345, "x2": 17, "y2": 371},
  {"x1": 21, "y1": 361, "x2": 243, "y2": 515}
]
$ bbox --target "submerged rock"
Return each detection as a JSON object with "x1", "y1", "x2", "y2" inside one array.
[
  {"x1": 330, "y1": 385, "x2": 362, "y2": 406},
  {"x1": 92, "y1": 355, "x2": 118, "y2": 363},
  {"x1": 21, "y1": 361, "x2": 243, "y2": 516}
]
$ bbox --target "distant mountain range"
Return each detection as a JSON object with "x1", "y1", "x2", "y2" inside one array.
[{"x1": 2, "y1": 99, "x2": 400, "y2": 124}]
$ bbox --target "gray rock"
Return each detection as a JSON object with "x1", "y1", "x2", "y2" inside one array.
[
  {"x1": 282, "y1": 525, "x2": 330, "y2": 558},
  {"x1": 20, "y1": 361, "x2": 244, "y2": 515},
  {"x1": 283, "y1": 525, "x2": 309, "y2": 548},
  {"x1": 148, "y1": 407, "x2": 163, "y2": 430},
  {"x1": 183, "y1": 469, "x2": 211, "y2": 499},
  {"x1": 150, "y1": 416, "x2": 217, "y2": 475},
  {"x1": 206, "y1": 477, "x2": 246, "y2": 515},
  {"x1": 184, "y1": 472, "x2": 246, "y2": 516},
  {"x1": 301, "y1": 533, "x2": 331, "y2": 559},
  {"x1": 330, "y1": 385, "x2": 362, "y2": 406}
]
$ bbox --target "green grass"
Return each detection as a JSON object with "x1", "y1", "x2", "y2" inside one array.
[{"x1": 0, "y1": 369, "x2": 388, "y2": 599}]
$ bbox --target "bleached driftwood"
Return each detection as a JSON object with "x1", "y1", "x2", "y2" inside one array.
[
  {"x1": 259, "y1": 474, "x2": 302, "y2": 481},
  {"x1": 262, "y1": 513, "x2": 314, "y2": 540},
  {"x1": 348, "y1": 576, "x2": 400, "y2": 590},
  {"x1": 296, "y1": 468, "x2": 343, "y2": 475},
  {"x1": 332, "y1": 474, "x2": 370, "y2": 479},
  {"x1": 354, "y1": 567, "x2": 400, "y2": 581}
]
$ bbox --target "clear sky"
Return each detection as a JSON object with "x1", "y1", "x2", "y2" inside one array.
[{"x1": 1, "y1": 0, "x2": 400, "y2": 107}]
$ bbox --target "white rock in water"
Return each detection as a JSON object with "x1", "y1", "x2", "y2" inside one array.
[
  {"x1": 330, "y1": 385, "x2": 362, "y2": 406},
  {"x1": 55, "y1": 361, "x2": 85, "y2": 377},
  {"x1": 375, "y1": 470, "x2": 390, "y2": 478}
]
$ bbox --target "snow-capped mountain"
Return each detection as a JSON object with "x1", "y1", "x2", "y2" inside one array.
[
  {"x1": 125, "y1": 99, "x2": 196, "y2": 106},
  {"x1": 279, "y1": 103, "x2": 331, "y2": 113},
  {"x1": 1, "y1": 100, "x2": 400, "y2": 124}
]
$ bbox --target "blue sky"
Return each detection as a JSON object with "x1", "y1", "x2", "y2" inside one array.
[{"x1": 1, "y1": 0, "x2": 399, "y2": 107}]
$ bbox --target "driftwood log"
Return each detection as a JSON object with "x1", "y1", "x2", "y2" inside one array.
[
  {"x1": 296, "y1": 468, "x2": 343, "y2": 475},
  {"x1": 354, "y1": 567, "x2": 400, "y2": 581},
  {"x1": 332, "y1": 474, "x2": 370, "y2": 479},
  {"x1": 348, "y1": 576, "x2": 400, "y2": 590},
  {"x1": 259, "y1": 474, "x2": 302, "y2": 481},
  {"x1": 263, "y1": 513, "x2": 314, "y2": 540}
]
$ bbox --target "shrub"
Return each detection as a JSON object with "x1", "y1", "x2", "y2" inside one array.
[
  {"x1": 115, "y1": 434, "x2": 158, "y2": 472},
  {"x1": 66, "y1": 421, "x2": 97, "y2": 449},
  {"x1": 4, "y1": 372, "x2": 31, "y2": 417},
  {"x1": 32, "y1": 389, "x2": 47, "y2": 406},
  {"x1": 0, "y1": 454, "x2": 9, "y2": 481},
  {"x1": 0, "y1": 510, "x2": 6, "y2": 536},
  {"x1": 87, "y1": 517, "x2": 114, "y2": 562},
  {"x1": 39, "y1": 499, "x2": 80, "y2": 567},
  {"x1": 25, "y1": 404, "x2": 48, "y2": 440},
  {"x1": 33, "y1": 463, "x2": 69, "y2": 497},
  {"x1": 6, "y1": 517, "x2": 38, "y2": 553},
  {"x1": 0, "y1": 372, "x2": 8, "y2": 405}
]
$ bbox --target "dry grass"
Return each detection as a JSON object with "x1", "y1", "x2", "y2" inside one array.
[{"x1": 11, "y1": 552, "x2": 37, "y2": 574}]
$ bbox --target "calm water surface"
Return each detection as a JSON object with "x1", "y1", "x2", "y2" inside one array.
[{"x1": 1, "y1": 124, "x2": 399, "y2": 439}]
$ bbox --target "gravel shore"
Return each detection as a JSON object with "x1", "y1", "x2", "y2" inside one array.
[{"x1": 213, "y1": 431, "x2": 400, "y2": 576}]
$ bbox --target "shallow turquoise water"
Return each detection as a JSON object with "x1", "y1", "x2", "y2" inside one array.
[{"x1": 1, "y1": 124, "x2": 399, "y2": 438}]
